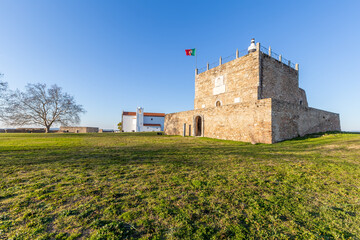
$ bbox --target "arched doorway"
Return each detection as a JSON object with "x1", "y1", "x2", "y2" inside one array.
[{"x1": 194, "y1": 115, "x2": 203, "y2": 136}]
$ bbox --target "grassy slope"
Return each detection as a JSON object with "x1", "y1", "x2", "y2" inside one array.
[{"x1": 0, "y1": 132, "x2": 359, "y2": 239}]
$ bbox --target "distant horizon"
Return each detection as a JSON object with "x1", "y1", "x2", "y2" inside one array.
[{"x1": 1, "y1": 127, "x2": 359, "y2": 135}]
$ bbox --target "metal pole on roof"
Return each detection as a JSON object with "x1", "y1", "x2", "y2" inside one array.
[{"x1": 195, "y1": 48, "x2": 197, "y2": 70}]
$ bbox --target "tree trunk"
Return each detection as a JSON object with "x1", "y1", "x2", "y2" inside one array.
[{"x1": 45, "y1": 125, "x2": 50, "y2": 133}]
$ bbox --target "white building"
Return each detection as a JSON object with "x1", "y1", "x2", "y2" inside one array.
[{"x1": 121, "y1": 107, "x2": 165, "y2": 132}]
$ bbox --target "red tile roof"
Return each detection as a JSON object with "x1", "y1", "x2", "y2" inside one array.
[
  {"x1": 144, "y1": 112, "x2": 165, "y2": 117},
  {"x1": 123, "y1": 111, "x2": 136, "y2": 116},
  {"x1": 143, "y1": 124, "x2": 161, "y2": 127},
  {"x1": 123, "y1": 111, "x2": 165, "y2": 117}
]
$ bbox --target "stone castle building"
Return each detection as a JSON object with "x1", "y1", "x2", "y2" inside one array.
[{"x1": 164, "y1": 39, "x2": 340, "y2": 143}]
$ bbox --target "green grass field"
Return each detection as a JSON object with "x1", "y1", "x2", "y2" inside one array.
[{"x1": 0, "y1": 132, "x2": 360, "y2": 239}]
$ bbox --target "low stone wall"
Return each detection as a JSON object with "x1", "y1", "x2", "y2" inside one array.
[
  {"x1": 60, "y1": 127, "x2": 99, "y2": 133},
  {"x1": 165, "y1": 99, "x2": 273, "y2": 143},
  {"x1": 272, "y1": 99, "x2": 341, "y2": 142},
  {"x1": 4, "y1": 128, "x2": 46, "y2": 133}
]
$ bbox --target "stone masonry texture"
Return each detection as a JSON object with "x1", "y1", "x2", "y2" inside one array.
[
  {"x1": 165, "y1": 49, "x2": 340, "y2": 143},
  {"x1": 59, "y1": 127, "x2": 99, "y2": 133}
]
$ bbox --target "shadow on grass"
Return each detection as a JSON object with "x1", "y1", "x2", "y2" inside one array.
[
  {"x1": 1, "y1": 132, "x2": 359, "y2": 170},
  {"x1": 0, "y1": 139, "x2": 337, "y2": 168},
  {"x1": 285, "y1": 131, "x2": 343, "y2": 141}
]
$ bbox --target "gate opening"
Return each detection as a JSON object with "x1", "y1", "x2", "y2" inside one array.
[{"x1": 195, "y1": 116, "x2": 202, "y2": 136}]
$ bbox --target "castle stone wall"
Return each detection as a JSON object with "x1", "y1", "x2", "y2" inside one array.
[
  {"x1": 165, "y1": 99, "x2": 273, "y2": 143},
  {"x1": 272, "y1": 99, "x2": 340, "y2": 142},
  {"x1": 194, "y1": 52, "x2": 259, "y2": 109},
  {"x1": 260, "y1": 53, "x2": 307, "y2": 106}
]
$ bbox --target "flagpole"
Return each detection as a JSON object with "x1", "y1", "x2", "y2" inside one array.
[{"x1": 195, "y1": 48, "x2": 197, "y2": 70}]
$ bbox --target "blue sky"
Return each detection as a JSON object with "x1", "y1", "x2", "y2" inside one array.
[{"x1": 0, "y1": 0, "x2": 359, "y2": 130}]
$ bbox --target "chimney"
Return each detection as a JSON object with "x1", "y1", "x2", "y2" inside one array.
[{"x1": 248, "y1": 38, "x2": 256, "y2": 53}]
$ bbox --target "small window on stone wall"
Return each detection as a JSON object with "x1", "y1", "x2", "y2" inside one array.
[
  {"x1": 216, "y1": 101, "x2": 221, "y2": 107},
  {"x1": 300, "y1": 100, "x2": 303, "y2": 105}
]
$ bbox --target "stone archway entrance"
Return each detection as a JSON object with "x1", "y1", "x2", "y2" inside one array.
[{"x1": 194, "y1": 115, "x2": 203, "y2": 136}]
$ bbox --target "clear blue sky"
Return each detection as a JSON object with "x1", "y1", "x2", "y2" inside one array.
[{"x1": 0, "y1": 0, "x2": 359, "y2": 131}]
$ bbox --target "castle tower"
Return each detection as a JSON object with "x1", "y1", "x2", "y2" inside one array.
[{"x1": 165, "y1": 39, "x2": 340, "y2": 143}]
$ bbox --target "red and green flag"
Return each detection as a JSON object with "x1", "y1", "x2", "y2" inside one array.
[{"x1": 185, "y1": 48, "x2": 196, "y2": 56}]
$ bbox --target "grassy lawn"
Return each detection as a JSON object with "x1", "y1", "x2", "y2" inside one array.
[{"x1": 0, "y1": 132, "x2": 360, "y2": 239}]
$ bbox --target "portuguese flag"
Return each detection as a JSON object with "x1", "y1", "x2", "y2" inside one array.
[{"x1": 185, "y1": 48, "x2": 196, "y2": 56}]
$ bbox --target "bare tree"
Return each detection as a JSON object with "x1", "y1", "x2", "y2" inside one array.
[
  {"x1": 0, "y1": 73, "x2": 7, "y2": 95},
  {"x1": 0, "y1": 78, "x2": 8, "y2": 118},
  {"x1": 3, "y1": 83, "x2": 86, "y2": 133},
  {"x1": 0, "y1": 81, "x2": 7, "y2": 99},
  {"x1": 0, "y1": 81, "x2": 7, "y2": 93}
]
